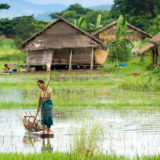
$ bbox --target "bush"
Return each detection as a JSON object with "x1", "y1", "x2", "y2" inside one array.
[
  {"x1": 118, "y1": 75, "x2": 160, "y2": 91},
  {"x1": 152, "y1": 66, "x2": 160, "y2": 75}
]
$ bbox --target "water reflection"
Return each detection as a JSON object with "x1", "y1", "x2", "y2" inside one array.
[
  {"x1": 42, "y1": 138, "x2": 53, "y2": 153},
  {"x1": 23, "y1": 136, "x2": 40, "y2": 147},
  {"x1": 1, "y1": 108, "x2": 160, "y2": 156},
  {"x1": 23, "y1": 136, "x2": 53, "y2": 153}
]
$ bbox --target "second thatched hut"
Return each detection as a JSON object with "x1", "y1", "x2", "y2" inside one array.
[
  {"x1": 92, "y1": 20, "x2": 152, "y2": 43},
  {"x1": 137, "y1": 32, "x2": 160, "y2": 66}
]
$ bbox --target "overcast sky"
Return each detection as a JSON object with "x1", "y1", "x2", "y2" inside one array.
[{"x1": 24, "y1": 0, "x2": 114, "y2": 7}]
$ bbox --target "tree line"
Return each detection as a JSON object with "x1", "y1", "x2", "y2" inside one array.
[{"x1": 0, "y1": 1, "x2": 160, "y2": 45}]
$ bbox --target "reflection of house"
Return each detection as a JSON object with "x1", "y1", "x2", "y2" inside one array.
[
  {"x1": 92, "y1": 20, "x2": 152, "y2": 43},
  {"x1": 138, "y1": 32, "x2": 160, "y2": 66},
  {"x1": 20, "y1": 17, "x2": 107, "y2": 72}
]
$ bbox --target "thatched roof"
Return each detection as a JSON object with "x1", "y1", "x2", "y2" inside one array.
[
  {"x1": 137, "y1": 32, "x2": 160, "y2": 56},
  {"x1": 150, "y1": 32, "x2": 160, "y2": 46},
  {"x1": 92, "y1": 20, "x2": 152, "y2": 38},
  {"x1": 137, "y1": 43, "x2": 155, "y2": 56},
  {"x1": 20, "y1": 17, "x2": 105, "y2": 52}
]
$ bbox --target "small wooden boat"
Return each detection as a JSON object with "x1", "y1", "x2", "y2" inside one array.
[{"x1": 22, "y1": 112, "x2": 54, "y2": 138}]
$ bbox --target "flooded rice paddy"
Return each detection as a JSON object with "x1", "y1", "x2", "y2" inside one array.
[
  {"x1": 1, "y1": 107, "x2": 160, "y2": 157},
  {"x1": 1, "y1": 73, "x2": 160, "y2": 157}
]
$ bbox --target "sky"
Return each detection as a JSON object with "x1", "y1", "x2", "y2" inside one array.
[{"x1": 24, "y1": 0, "x2": 114, "y2": 7}]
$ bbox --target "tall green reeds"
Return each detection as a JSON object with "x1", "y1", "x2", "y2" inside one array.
[{"x1": 72, "y1": 123, "x2": 104, "y2": 157}]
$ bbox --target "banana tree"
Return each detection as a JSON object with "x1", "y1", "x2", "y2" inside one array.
[
  {"x1": 88, "y1": 14, "x2": 102, "y2": 32},
  {"x1": 74, "y1": 17, "x2": 87, "y2": 30},
  {"x1": 108, "y1": 15, "x2": 134, "y2": 63}
]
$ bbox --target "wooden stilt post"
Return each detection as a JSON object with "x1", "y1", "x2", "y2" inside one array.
[
  {"x1": 26, "y1": 56, "x2": 30, "y2": 72},
  {"x1": 158, "y1": 46, "x2": 160, "y2": 66},
  {"x1": 90, "y1": 48, "x2": 94, "y2": 70},
  {"x1": 152, "y1": 49, "x2": 155, "y2": 66},
  {"x1": 69, "y1": 49, "x2": 73, "y2": 71},
  {"x1": 46, "y1": 50, "x2": 53, "y2": 72},
  {"x1": 156, "y1": 47, "x2": 158, "y2": 65}
]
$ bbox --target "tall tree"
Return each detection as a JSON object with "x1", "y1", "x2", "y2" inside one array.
[
  {"x1": 0, "y1": 1, "x2": 10, "y2": 10},
  {"x1": 111, "y1": 0, "x2": 160, "y2": 32}
]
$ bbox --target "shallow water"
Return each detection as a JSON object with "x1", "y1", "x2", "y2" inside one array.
[
  {"x1": 1, "y1": 88, "x2": 160, "y2": 106},
  {"x1": 1, "y1": 107, "x2": 160, "y2": 156}
]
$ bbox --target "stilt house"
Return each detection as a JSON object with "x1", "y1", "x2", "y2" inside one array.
[{"x1": 20, "y1": 17, "x2": 107, "y2": 71}]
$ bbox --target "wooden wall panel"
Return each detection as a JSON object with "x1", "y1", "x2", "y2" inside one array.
[{"x1": 27, "y1": 50, "x2": 53, "y2": 66}]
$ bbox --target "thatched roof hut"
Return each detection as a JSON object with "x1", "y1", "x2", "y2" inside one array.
[
  {"x1": 20, "y1": 17, "x2": 107, "y2": 71},
  {"x1": 137, "y1": 43, "x2": 154, "y2": 56},
  {"x1": 137, "y1": 32, "x2": 160, "y2": 66},
  {"x1": 92, "y1": 20, "x2": 152, "y2": 42}
]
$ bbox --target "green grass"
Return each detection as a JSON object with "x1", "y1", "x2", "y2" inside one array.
[
  {"x1": 0, "y1": 153, "x2": 160, "y2": 160},
  {"x1": 0, "y1": 39, "x2": 160, "y2": 110},
  {"x1": 0, "y1": 39, "x2": 26, "y2": 70},
  {"x1": 1, "y1": 100, "x2": 160, "y2": 110},
  {"x1": 1, "y1": 73, "x2": 160, "y2": 109}
]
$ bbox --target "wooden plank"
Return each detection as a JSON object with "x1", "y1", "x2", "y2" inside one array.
[
  {"x1": 69, "y1": 49, "x2": 73, "y2": 71},
  {"x1": 29, "y1": 132, "x2": 54, "y2": 138},
  {"x1": 90, "y1": 48, "x2": 94, "y2": 70}
]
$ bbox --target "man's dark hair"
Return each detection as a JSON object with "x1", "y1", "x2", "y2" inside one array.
[{"x1": 37, "y1": 80, "x2": 45, "y2": 84}]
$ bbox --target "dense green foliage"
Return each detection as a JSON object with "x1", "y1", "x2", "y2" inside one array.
[
  {"x1": 50, "y1": 4, "x2": 113, "y2": 32},
  {"x1": 111, "y1": 0, "x2": 160, "y2": 35},
  {"x1": 50, "y1": 2, "x2": 160, "y2": 35},
  {"x1": 0, "y1": 2, "x2": 160, "y2": 45},
  {"x1": 108, "y1": 15, "x2": 133, "y2": 62},
  {"x1": 0, "y1": 16, "x2": 48, "y2": 45}
]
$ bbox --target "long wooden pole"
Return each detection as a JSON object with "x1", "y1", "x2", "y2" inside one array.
[
  {"x1": 28, "y1": 71, "x2": 53, "y2": 135},
  {"x1": 90, "y1": 48, "x2": 94, "y2": 70},
  {"x1": 69, "y1": 49, "x2": 73, "y2": 72}
]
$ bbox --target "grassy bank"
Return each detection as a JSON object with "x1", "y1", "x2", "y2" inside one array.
[
  {"x1": 0, "y1": 40, "x2": 26, "y2": 70},
  {"x1": 0, "y1": 153, "x2": 160, "y2": 160},
  {"x1": 1, "y1": 77, "x2": 160, "y2": 109}
]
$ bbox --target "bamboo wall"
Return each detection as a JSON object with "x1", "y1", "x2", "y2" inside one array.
[{"x1": 99, "y1": 25, "x2": 145, "y2": 42}]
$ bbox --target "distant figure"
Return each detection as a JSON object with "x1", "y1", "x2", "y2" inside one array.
[
  {"x1": 4, "y1": 64, "x2": 10, "y2": 73},
  {"x1": 4, "y1": 64, "x2": 18, "y2": 73}
]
